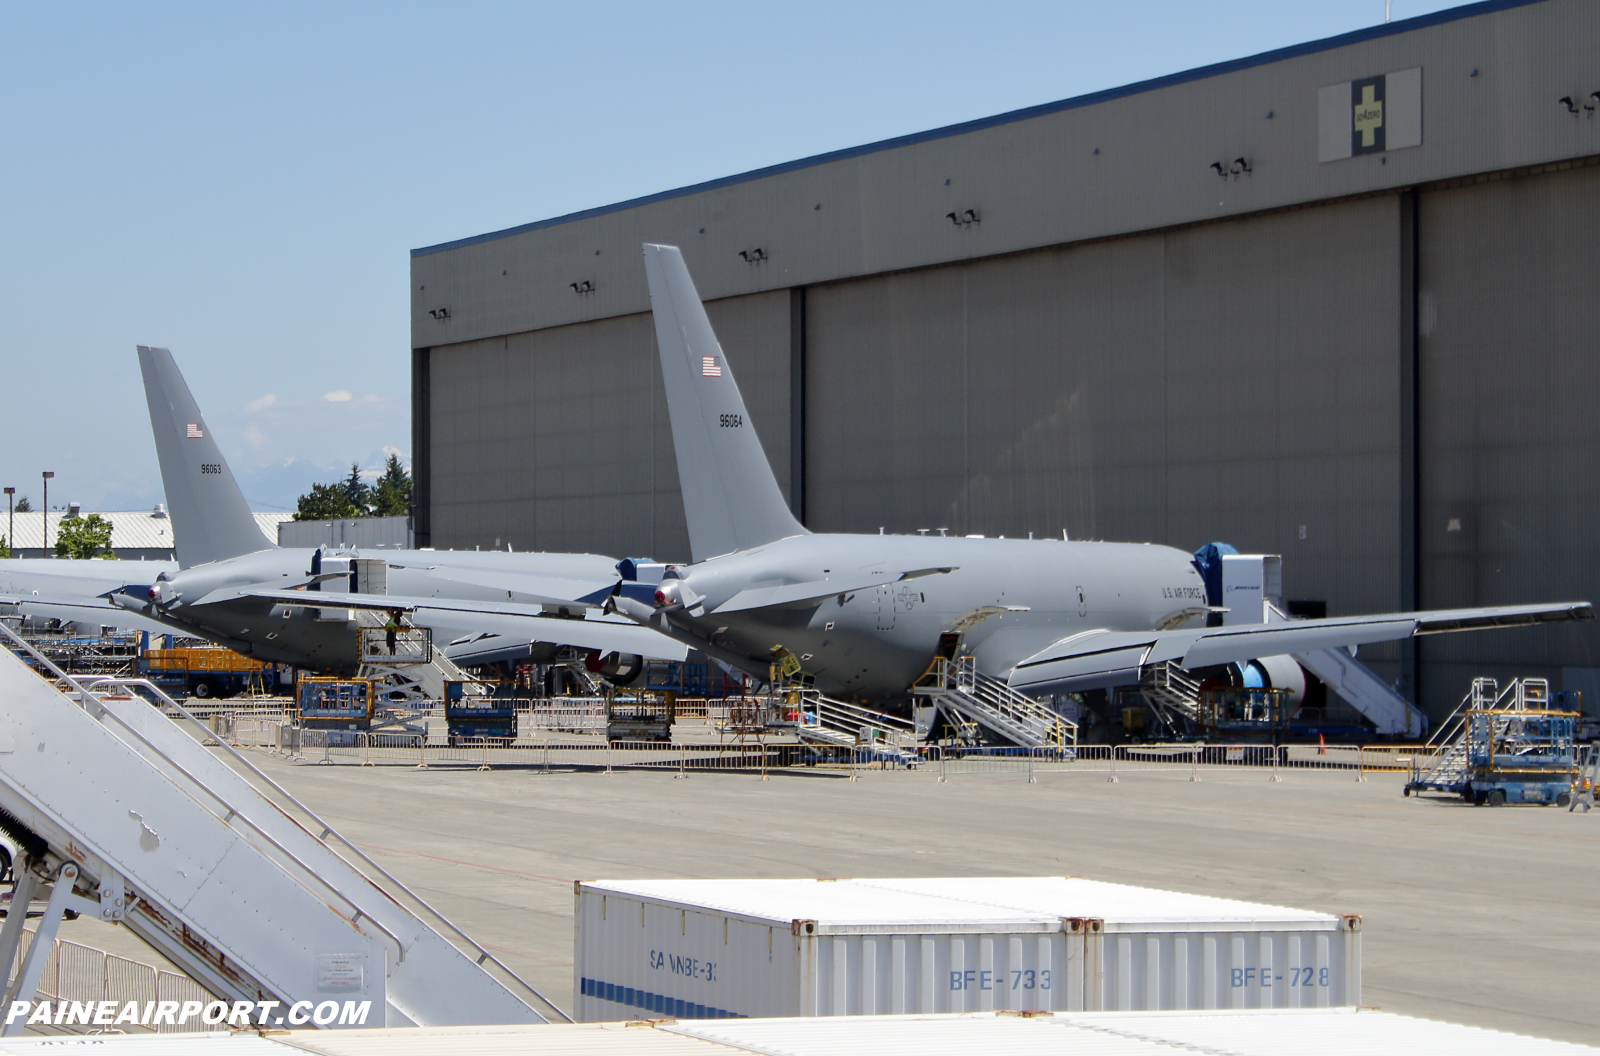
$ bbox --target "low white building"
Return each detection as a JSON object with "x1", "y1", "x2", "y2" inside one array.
[{"x1": 0, "y1": 506, "x2": 290, "y2": 560}]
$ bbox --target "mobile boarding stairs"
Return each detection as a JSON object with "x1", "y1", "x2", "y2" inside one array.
[
  {"x1": 915, "y1": 657, "x2": 1077, "y2": 751},
  {"x1": 1405, "y1": 677, "x2": 1555, "y2": 799},
  {"x1": 0, "y1": 623, "x2": 563, "y2": 1031},
  {"x1": 1136, "y1": 604, "x2": 1427, "y2": 739}
]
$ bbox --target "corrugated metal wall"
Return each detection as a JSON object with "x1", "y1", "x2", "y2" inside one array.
[
  {"x1": 805, "y1": 196, "x2": 1404, "y2": 685},
  {"x1": 427, "y1": 291, "x2": 793, "y2": 561},
  {"x1": 1417, "y1": 162, "x2": 1600, "y2": 716},
  {"x1": 422, "y1": 167, "x2": 1600, "y2": 723}
]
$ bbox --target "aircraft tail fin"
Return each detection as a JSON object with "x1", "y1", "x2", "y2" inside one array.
[
  {"x1": 138, "y1": 346, "x2": 275, "y2": 568},
  {"x1": 642, "y1": 244, "x2": 807, "y2": 562}
]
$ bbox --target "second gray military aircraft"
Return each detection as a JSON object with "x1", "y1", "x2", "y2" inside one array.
[{"x1": 608, "y1": 244, "x2": 1590, "y2": 705}]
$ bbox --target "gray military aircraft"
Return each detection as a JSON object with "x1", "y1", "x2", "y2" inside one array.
[
  {"x1": 606, "y1": 244, "x2": 1590, "y2": 707},
  {"x1": 0, "y1": 558, "x2": 176, "y2": 636},
  {"x1": 1, "y1": 347, "x2": 684, "y2": 677}
]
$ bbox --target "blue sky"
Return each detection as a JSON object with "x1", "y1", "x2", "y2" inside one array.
[{"x1": 1, "y1": 0, "x2": 1466, "y2": 512}]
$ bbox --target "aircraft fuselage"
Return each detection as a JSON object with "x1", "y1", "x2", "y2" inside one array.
[{"x1": 658, "y1": 533, "x2": 1206, "y2": 700}]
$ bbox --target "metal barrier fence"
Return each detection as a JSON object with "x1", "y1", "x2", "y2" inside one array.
[
  {"x1": 521, "y1": 700, "x2": 606, "y2": 733},
  {"x1": 228, "y1": 723, "x2": 1430, "y2": 783},
  {"x1": 18, "y1": 928, "x2": 217, "y2": 1034},
  {"x1": 932, "y1": 743, "x2": 1423, "y2": 782}
]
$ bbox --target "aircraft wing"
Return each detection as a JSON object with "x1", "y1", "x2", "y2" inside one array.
[
  {"x1": 712, "y1": 568, "x2": 956, "y2": 614},
  {"x1": 1008, "y1": 601, "x2": 1593, "y2": 692},
  {"x1": 415, "y1": 567, "x2": 619, "y2": 606},
  {"x1": 240, "y1": 589, "x2": 687, "y2": 660},
  {"x1": 0, "y1": 592, "x2": 175, "y2": 636}
]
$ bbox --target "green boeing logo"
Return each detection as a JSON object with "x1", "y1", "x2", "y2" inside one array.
[{"x1": 1352, "y1": 75, "x2": 1386, "y2": 155}]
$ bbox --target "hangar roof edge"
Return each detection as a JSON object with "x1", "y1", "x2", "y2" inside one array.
[{"x1": 409, "y1": 0, "x2": 1544, "y2": 259}]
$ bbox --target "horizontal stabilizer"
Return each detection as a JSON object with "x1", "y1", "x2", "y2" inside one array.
[
  {"x1": 1010, "y1": 601, "x2": 1592, "y2": 692},
  {"x1": 0, "y1": 592, "x2": 174, "y2": 635},
  {"x1": 712, "y1": 568, "x2": 957, "y2": 614},
  {"x1": 239, "y1": 589, "x2": 687, "y2": 660}
]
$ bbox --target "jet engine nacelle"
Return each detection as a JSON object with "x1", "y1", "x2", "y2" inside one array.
[
  {"x1": 652, "y1": 580, "x2": 705, "y2": 615},
  {"x1": 1235, "y1": 654, "x2": 1306, "y2": 708},
  {"x1": 585, "y1": 650, "x2": 646, "y2": 686}
]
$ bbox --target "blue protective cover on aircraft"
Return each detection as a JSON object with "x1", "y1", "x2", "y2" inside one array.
[{"x1": 1191, "y1": 542, "x2": 1239, "y2": 607}]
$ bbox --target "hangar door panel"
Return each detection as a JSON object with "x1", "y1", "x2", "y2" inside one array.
[
  {"x1": 704, "y1": 290, "x2": 795, "y2": 508},
  {"x1": 427, "y1": 291, "x2": 792, "y2": 562},
  {"x1": 1161, "y1": 196, "x2": 1403, "y2": 628},
  {"x1": 804, "y1": 238, "x2": 1168, "y2": 541},
  {"x1": 1418, "y1": 165, "x2": 1600, "y2": 715},
  {"x1": 428, "y1": 312, "x2": 683, "y2": 561}
]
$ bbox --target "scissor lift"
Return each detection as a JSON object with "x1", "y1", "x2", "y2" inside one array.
[{"x1": 1463, "y1": 704, "x2": 1579, "y2": 807}]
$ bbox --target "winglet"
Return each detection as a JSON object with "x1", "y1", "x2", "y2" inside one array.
[
  {"x1": 138, "y1": 346, "x2": 274, "y2": 568},
  {"x1": 642, "y1": 244, "x2": 807, "y2": 562}
]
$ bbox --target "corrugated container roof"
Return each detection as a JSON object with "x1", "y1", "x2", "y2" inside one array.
[
  {"x1": 853, "y1": 877, "x2": 1338, "y2": 925},
  {"x1": 1062, "y1": 1008, "x2": 1597, "y2": 1056},
  {"x1": 670, "y1": 1013, "x2": 1172, "y2": 1055},
  {"x1": 0, "y1": 511, "x2": 288, "y2": 551},
  {"x1": 0, "y1": 1035, "x2": 284, "y2": 1056},
  {"x1": 671, "y1": 1009, "x2": 1599, "y2": 1055},
  {"x1": 583, "y1": 878, "x2": 1056, "y2": 929},
  {"x1": 5, "y1": 1010, "x2": 1585, "y2": 1056},
  {"x1": 581, "y1": 877, "x2": 1337, "y2": 929},
  {"x1": 254, "y1": 1022, "x2": 741, "y2": 1056}
]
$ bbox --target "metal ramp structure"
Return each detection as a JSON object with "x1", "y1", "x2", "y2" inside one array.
[
  {"x1": 917, "y1": 657, "x2": 1077, "y2": 749},
  {"x1": 1268, "y1": 603, "x2": 1428, "y2": 737},
  {"x1": 1571, "y1": 744, "x2": 1598, "y2": 813},
  {"x1": 0, "y1": 623, "x2": 562, "y2": 1031},
  {"x1": 356, "y1": 613, "x2": 473, "y2": 702},
  {"x1": 1406, "y1": 677, "x2": 1547, "y2": 797},
  {"x1": 1137, "y1": 661, "x2": 1203, "y2": 733},
  {"x1": 790, "y1": 690, "x2": 920, "y2": 764}
]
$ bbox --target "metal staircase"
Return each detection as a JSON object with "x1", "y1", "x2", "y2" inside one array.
[
  {"x1": 791, "y1": 689, "x2": 920, "y2": 762},
  {"x1": 1138, "y1": 661, "x2": 1203, "y2": 730},
  {"x1": 1268, "y1": 602, "x2": 1428, "y2": 736},
  {"x1": 0, "y1": 623, "x2": 562, "y2": 1030},
  {"x1": 1571, "y1": 744, "x2": 1598, "y2": 813},
  {"x1": 1407, "y1": 677, "x2": 1547, "y2": 796},
  {"x1": 917, "y1": 657, "x2": 1076, "y2": 749},
  {"x1": 357, "y1": 612, "x2": 472, "y2": 702}
]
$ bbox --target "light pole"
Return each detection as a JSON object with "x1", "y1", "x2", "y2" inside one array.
[
  {"x1": 3, "y1": 488, "x2": 12, "y2": 555},
  {"x1": 41, "y1": 472, "x2": 53, "y2": 558}
]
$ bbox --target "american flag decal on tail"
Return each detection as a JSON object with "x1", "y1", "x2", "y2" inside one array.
[
  {"x1": 186, "y1": 423, "x2": 203, "y2": 438},
  {"x1": 701, "y1": 356, "x2": 722, "y2": 378}
]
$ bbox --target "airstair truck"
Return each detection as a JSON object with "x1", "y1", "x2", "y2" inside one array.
[{"x1": 0, "y1": 625, "x2": 557, "y2": 1028}]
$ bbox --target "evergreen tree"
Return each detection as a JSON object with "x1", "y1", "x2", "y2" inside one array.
[
  {"x1": 342, "y1": 462, "x2": 372, "y2": 514},
  {"x1": 293, "y1": 482, "x2": 362, "y2": 521},
  {"x1": 374, "y1": 453, "x2": 411, "y2": 517},
  {"x1": 13, "y1": 496, "x2": 31, "y2": 512}
]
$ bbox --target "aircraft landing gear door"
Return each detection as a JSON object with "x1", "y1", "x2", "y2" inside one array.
[
  {"x1": 876, "y1": 583, "x2": 896, "y2": 631},
  {"x1": 1077, "y1": 586, "x2": 1087, "y2": 618}
]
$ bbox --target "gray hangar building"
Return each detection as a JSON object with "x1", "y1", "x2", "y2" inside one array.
[{"x1": 409, "y1": 0, "x2": 1600, "y2": 722}]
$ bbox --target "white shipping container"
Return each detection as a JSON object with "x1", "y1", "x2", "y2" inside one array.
[{"x1": 573, "y1": 877, "x2": 1360, "y2": 1022}]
